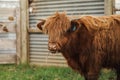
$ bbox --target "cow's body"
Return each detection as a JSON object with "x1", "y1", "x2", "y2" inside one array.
[{"x1": 37, "y1": 13, "x2": 120, "y2": 80}]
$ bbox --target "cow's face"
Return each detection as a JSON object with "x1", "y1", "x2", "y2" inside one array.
[
  {"x1": 37, "y1": 20, "x2": 83, "y2": 53},
  {"x1": 37, "y1": 13, "x2": 84, "y2": 53}
]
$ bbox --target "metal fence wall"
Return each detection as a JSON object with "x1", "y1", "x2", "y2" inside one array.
[
  {"x1": 0, "y1": 0, "x2": 19, "y2": 64},
  {"x1": 29, "y1": 0, "x2": 104, "y2": 28}
]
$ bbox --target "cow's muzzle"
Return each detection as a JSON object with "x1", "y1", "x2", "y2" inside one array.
[{"x1": 48, "y1": 42, "x2": 59, "y2": 53}]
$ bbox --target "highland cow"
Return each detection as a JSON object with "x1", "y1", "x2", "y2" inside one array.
[{"x1": 37, "y1": 12, "x2": 120, "y2": 80}]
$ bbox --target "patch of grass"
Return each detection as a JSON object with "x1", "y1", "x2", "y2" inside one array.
[{"x1": 0, "y1": 64, "x2": 116, "y2": 80}]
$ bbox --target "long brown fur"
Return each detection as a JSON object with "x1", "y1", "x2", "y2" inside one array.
[
  {"x1": 37, "y1": 12, "x2": 120, "y2": 80},
  {"x1": 80, "y1": 15, "x2": 120, "y2": 31}
]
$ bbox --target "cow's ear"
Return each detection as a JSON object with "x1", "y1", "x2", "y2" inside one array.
[
  {"x1": 37, "y1": 20, "x2": 46, "y2": 31},
  {"x1": 71, "y1": 20, "x2": 82, "y2": 31}
]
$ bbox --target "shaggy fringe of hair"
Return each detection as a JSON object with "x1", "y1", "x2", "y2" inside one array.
[{"x1": 43, "y1": 12, "x2": 71, "y2": 38}]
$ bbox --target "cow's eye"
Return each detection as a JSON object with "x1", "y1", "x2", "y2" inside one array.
[
  {"x1": 66, "y1": 20, "x2": 82, "y2": 33},
  {"x1": 66, "y1": 25, "x2": 77, "y2": 33},
  {"x1": 71, "y1": 24, "x2": 77, "y2": 31}
]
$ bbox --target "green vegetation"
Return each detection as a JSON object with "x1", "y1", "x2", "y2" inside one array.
[{"x1": 0, "y1": 65, "x2": 116, "y2": 80}]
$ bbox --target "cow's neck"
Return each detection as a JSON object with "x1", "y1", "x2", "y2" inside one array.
[{"x1": 60, "y1": 35, "x2": 93, "y2": 74}]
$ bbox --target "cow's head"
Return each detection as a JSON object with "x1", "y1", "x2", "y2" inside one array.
[{"x1": 37, "y1": 12, "x2": 92, "y2": 53}]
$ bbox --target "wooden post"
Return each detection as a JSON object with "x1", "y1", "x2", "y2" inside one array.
[
  {"x1": 20, "y1": 0, "x2": 29, "y2": 64},
  {"x1": 112, "y1": 0, "x2": 116, "y2": 14},
  {"x1": 104, "y1": 0, "x2": 114, "y2": 15},
  {"x1": 16, "y1": 7, "x2": 21, "y2": 64}
]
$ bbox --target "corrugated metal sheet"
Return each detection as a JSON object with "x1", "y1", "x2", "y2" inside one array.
[
  {"x1": 0, "y1": 1, "x2": 19, "y2": 64},
  {"x1": 0, "y1": 1, "x2": 19, "y2": 8},
  {"x1": 29, "y1": 0, "x2": 104, "y2": 28},
  {"x1": 29, "y1": 33, "x2": 67, "y2": 66},
  {"x1": 29, "y1": 0, "x2": 105, "y2": 66},
  {"x1": 0, "y1": 33, "x2": 16, "y2": 54},
  {"x1": 0, "y1": 9, "x2": 16, "y2": 54}
]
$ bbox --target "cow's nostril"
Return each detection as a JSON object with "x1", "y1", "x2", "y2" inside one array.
[
  {"x1": 52, "y1": 45, "x2": 56, "y2": 49},
  {"x1": 49, "y1": 45, "x2": 56, "y2": 50}
]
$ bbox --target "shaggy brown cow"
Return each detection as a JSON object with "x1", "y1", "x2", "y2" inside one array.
[{"x1": 37, "y1": 12, "x2": 120, "y2": 80}]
